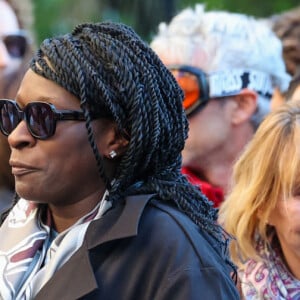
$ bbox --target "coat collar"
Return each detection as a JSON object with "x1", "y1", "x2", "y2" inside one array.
[
  {"x1": 85, "y1": 193, "x2": 155, "y2": 249},
  {"x1": 35, "y1": 193, "x2": 155, "y2": 300}
]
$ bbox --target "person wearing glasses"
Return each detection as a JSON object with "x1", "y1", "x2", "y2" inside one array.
[
  {"x1": 151, "y1": 5, "x2": 291, "y2": 207},
  {"x1": 0, "y1": 0, "x2": 34, "y2": 213},
  {"x1": 219, "y1": 101, "x2": 300, "y2": 299},
  {"x1": 0, "y1": 0, "x2": 33, "y2": 80},
  {"x1": 0, "y1": 22, "x2": 239, "y2": 299}
]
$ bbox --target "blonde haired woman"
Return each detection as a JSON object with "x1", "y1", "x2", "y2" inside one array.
[{"x1": 219, "y1": 101, "x2": 300, "y2": 299}]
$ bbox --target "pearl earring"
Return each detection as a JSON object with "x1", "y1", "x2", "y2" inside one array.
[{"x1": 109, "y1": 150, "x2": 117, "y2": 159}]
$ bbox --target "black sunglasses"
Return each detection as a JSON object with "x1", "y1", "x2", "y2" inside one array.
[
  {"x1": 1, "y1": 32, "x2": 28, "y2": 58},
  {"x1": 0, "y1": 99, "x2": 85, "y2": 140}
]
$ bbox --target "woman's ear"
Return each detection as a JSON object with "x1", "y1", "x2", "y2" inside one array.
[
  {"x1": 93, "y1": 119, "x2": 129, "y2": 160},
  {"x1": 107, "y1": 128, "x2": 129, "y2": 159}
]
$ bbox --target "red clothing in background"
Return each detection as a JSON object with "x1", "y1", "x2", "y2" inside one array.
[{"x1": 182, "y1": 167, "x2": 224, "y2": 208}]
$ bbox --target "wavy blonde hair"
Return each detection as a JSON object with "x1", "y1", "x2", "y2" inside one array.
[{"x1": 219, "y1": 100, "x2": 300, "y2": 268}]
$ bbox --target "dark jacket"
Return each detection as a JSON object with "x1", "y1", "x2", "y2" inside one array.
[{"x1": 35, "y1": 194, "x2": 239, "y2": 300}]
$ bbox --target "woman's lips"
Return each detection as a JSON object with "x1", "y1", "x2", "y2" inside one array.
[{"x1": 10, "y1": 161, "x2": 38, "y2": 176}]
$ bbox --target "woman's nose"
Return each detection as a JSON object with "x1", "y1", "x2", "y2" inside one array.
[{"x1": 8, "y1": 120, "x2": 36, "y2": 149}]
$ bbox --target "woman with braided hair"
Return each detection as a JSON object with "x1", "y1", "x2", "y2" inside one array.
[{"x1": 0, "y1": 22, "x2": 238, "y2": 299}]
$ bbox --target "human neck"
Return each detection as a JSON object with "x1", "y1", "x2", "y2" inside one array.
[
  {"x1": 186, "y1": 123, "x2": 254, "y2": 194},
  {"x1": 281, "y1": 244, "x2": 300, "y2": 280},
  {"x1": 48, "y1": 187, "x2": 106, "y2": 233},
  {"x1": 187, "y1": 161, "x2": 231, "y2": 194}
]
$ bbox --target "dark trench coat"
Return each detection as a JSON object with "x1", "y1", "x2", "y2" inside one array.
[{"x1": 35, "y1": 194, "x2": 239, "y2": 300}]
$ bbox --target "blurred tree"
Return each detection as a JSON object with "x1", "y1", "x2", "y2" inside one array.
[
  {"x1": 90, "y1": 0, "x2": 178, "y2": 40},
  {"x1": 132, "y1": 0, "x2": 177, "y2": 39},
  {"x1": 178, "y1": 0, "x2": 300, "y2": 16},
  {"x1": 34, "y1": 0, "x2": 101, "y2": 42},
  {"x1": 33, "y1": 0, "x2": 299, "y2": 43}
]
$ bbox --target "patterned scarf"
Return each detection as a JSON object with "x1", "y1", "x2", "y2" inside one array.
[
  {"x1": 0, "y1": 194, "x2": 111, "y2": 300},
  {"x1": 240, "y1": 241, "x2": 300, "y2": 299}
]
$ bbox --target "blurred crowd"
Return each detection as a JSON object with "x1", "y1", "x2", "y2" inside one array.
[
  {"x1": 0, "y1": 0, "x2": 34, "y2": 213},
  {"x1": 0, "y1": 1, "x2": 300, "y2": 299}
]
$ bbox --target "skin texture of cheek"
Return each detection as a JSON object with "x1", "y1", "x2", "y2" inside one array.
[
  {"x1": 270, "y1": 199, "x2": 300, "y2": 275},
  {"x1": 14, "y1": 123, "x2": 101, "y2": 205},
  {"x1": 182, "y1": 100, "x2": 231, "y2": 167}
]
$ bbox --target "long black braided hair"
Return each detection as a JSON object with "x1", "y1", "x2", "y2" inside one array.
[{"x1": 2, "y1": 22, "x2": 233, "y2": 266}]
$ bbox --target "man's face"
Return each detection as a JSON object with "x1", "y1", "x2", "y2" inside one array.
[
  {"x1": 153, "y1": 54, "x2": 233, "y2": 170},
  {"x1": 182, "y1": 98, "x2": 233, "y2": 169},
  {"x1": 0, "y1": 0, "x2": 22, "y2": 78}
]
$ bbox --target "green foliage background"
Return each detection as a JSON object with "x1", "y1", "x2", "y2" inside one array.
[{"x1": 33, "y1": 0, "x2": 299, "y2": 43}]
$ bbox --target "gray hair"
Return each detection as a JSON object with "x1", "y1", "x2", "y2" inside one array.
[{"x1": 151, "y1": 4, "x2": 291, "y2": 128}]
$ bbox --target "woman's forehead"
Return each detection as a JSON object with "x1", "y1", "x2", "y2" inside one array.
[{"x1": 17, "y1": 69, "x2": 81, "y2": 109}]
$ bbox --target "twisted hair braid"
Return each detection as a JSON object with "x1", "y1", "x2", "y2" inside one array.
[{"x1": 27, "y1": 22, "x2": 228, "y2": 250}]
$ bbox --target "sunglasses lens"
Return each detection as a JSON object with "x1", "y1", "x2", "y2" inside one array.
[
  {"x1": 26, "y1": 103, "x2": 55, "y2": 139},
  {"x1": 3, "y1": 34, "x2": 27, "y2": 58},
  {"x1": 0, "y1": 101, "x2": 21, "y2": 135},
  {"x1": 171, "y1": 70, "x2": 201, "y2": 110}
]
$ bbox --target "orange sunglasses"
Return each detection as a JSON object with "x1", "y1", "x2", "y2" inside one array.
[
  {"x1": 169, "y1": 65, "x2": 274, "y2": 116},
  {"x1": 168, "y1": 65, "x2": 210, "y2": 115}
]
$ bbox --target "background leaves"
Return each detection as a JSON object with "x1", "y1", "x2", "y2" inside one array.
[{"x1": 33, "y1": 0, "x2": 299, "y2": 43}]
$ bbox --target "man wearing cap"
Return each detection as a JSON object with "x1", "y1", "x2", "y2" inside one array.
[{"x1": 151, "y1": 5, "x2": 291, "y2": 207}]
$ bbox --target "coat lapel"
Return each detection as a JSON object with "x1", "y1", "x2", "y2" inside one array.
[
  {"x1": 34, "y1": 244, "x2": 97, "y2": 300},
  {"x1": 34, "y1": 194, "x2": 155, "y2": 299},
  {"x1": 86, "y1": 194, "x2": 155, "y2": 249}
]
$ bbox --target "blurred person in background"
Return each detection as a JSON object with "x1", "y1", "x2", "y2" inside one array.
[
  {"x1": 151, "y1": 4, "x2": 290, "y2": 207},
  {"x1": 268, "y1": 6, "x2": 300, "y2": 109},
  {"x1": 0, "y1": 0, "x2": 34, "y2": 213},
  {"x1": 219, "y1": 101, "x2": 300, "y2": 299}
]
